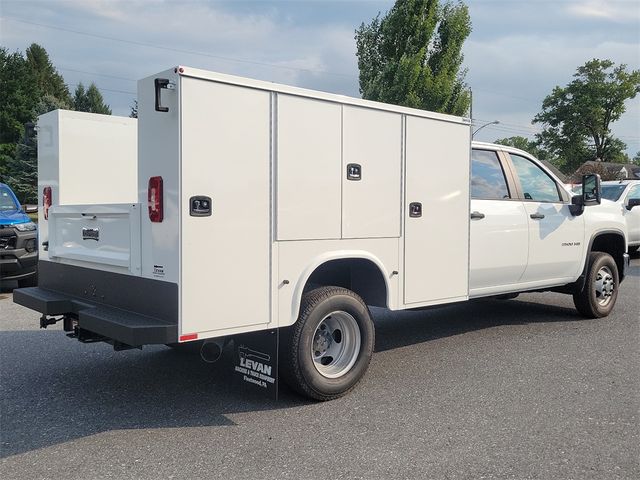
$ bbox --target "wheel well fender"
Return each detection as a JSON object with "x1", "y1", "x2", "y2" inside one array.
[
  {"x1": 289, "y1": 252, "x2": 392, "y2": 325},
  {"x1": 577, "y1": 229, "x2": 627, "y2": 289}
]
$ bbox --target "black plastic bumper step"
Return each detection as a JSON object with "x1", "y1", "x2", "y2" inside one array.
[
  {"x1": 80, "y1": 307, "x2": 176, "y2": 346},
  {"x1": 13, "y1": 287, "x2": 177, "y2": 346}
]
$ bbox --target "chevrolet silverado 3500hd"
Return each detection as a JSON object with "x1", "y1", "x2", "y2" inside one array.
[{"x1": 14, "y1": 67, "x2": 630, "y2": 400}]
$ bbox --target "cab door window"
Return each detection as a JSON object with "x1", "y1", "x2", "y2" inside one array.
[
  {"x1": 509, "y1": 154, "x2": 562, "y2": 202},
  {"x1": 471, "y1": 149, "x2": 511, "y2": 200}
]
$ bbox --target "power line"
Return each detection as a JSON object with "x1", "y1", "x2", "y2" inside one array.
[
  {"x1": 67, "y1": 82, "x2": 135, "y2": 96},
  {"x1": 5, "y1": 14, "x2": 636, "y2": 139},
  {"x1": 61, "y1": 67, "x2": 137, "y2": 83},
  {"x1": 1, "y1": 15, "x2": 356, "y2": 79}
]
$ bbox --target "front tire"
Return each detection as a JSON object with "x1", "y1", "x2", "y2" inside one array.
[
  {"x1": 573, "y1": 252, "x2": 619, "y2": 318},
  {"x1": 280, "y1": 286, "x2": 375, "y2": 401}
]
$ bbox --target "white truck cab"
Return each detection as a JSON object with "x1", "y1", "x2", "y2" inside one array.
[
  {"x1": 469, "y1": 143, "x2": 628, "y2": 299},
  {"x1": 14, "y1": 67, "x2": 630, "y2": 401}
]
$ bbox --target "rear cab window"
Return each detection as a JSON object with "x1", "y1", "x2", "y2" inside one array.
[{"x1": 471, "y1": 149, "x2": 511, "y2": 200}]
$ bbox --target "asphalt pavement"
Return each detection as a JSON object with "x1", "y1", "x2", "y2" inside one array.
[{"x1": 1, "y1": 256, "x2": 638, "y2": 479}]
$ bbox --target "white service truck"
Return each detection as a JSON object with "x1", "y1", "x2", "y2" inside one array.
[{"x1": 15, "y1": 67, "x2": 630, "y2": 400}]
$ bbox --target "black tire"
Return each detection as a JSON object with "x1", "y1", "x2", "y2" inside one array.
[
  {"x1": 495, "y1": 293, "x2": 519, "y2": 300},
  {"x1": 573, "y1": 252, "x2": 619, "y2": 318},
  {"x1": 280, "y1": 286, "x2": 375, "y2": 401},
  {"x1": 628, "y1": 245, "x2": 639, "y2": 254}
]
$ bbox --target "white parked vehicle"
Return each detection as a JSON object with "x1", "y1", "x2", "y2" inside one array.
[
  {"x1": 597, "y1": 181, "x2": 639, "y2": 252},
  {"x1": 15, "y1": 67, "x2": 630, "y2": 400}
]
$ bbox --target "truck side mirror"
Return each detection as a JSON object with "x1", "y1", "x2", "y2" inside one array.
[
  {"x1": 23, "y1": 205, "x2": 38, "y2": 214},
  {"x1": 582, "y1": 174, "x2": 601, "y2": 206},
  {"x1": 627, "y1": 198, "x2": 640, "y2": 211}
]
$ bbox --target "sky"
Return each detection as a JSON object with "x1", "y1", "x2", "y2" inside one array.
[{"x1": 1, "y1": 0, "x2": 639, "y2": 154}]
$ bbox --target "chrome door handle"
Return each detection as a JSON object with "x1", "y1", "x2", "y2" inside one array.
[
  {"x1": 530, "y1": 213, "x2": 545, "y2": 219},
  {"x1": 470, "y1": 211, "x2": 485, "y2": 220}
]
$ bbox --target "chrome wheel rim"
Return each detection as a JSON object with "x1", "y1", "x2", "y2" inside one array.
[
  {"x1": 311, "y1": 311, "x2": 361, "y2": 378},
  {"x1": 594, "y1": 266, "x2": 615, "y2": 307}
]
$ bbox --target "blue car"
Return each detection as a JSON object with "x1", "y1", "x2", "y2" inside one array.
[{"x1": 0, "y1": 182, "x2": 38, "y2": 287}]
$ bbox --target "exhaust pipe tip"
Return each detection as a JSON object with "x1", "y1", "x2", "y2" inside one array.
[{"x1": 200, "y1": 340, "x2": 223, "y2": 363}]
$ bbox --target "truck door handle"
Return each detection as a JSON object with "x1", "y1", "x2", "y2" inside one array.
[
  {"x1": 530, "y1": 213, "x2": 545, "y2": 219},
  {"x1": 470, "y1": 211, "x2": 485, "y2": 220}
]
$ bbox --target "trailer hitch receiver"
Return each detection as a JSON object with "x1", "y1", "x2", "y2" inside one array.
[{"x1": 39, "y1": 314, "x2": 63, "y2": 329}]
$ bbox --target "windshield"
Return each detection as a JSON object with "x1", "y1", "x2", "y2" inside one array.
[
  {"x1": 0, "y1": 186, "x2": 19, "y2": 211},
  {"x1": 570, "y1": 184, "x2": 627, "y2": 202},
  {"x1": 601, "y1": 185, "x2": 627, "y2": 202}
]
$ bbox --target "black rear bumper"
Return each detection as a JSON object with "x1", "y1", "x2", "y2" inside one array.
[{"x1": 13, "y1": 261, "x2": 178, "y2": 346}]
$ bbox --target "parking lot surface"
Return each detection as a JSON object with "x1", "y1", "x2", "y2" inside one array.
[{"x1": 1, "y1": 255, "x2": 638, "y2": 479}]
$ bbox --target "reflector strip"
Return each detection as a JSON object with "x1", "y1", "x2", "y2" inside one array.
[{"x1": 179, "y1": 333, "x2": 198, "y2": 342}]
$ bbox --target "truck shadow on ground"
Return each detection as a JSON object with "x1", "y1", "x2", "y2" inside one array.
[
  {"x1": 372, "y1": 296, "x2": 583, "y2": 353},
  {"x1": 1, "y1": 290, "x2": 599, "y2": 459}
]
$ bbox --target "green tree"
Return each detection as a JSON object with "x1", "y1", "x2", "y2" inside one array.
[
  {"x1": 5, "y1": 129, "x2": 37, "y2": 203},
  {"x1": 1, "y1": 43, "x2": 76, "y2": 191},
  {"x1": 493, "y1": 135, "x2": 558, "y2": 162},
  {"x1": 494, "y1": 136, "x2": 543, "y2": 156},
  {"x1": 355, "y1": 0, "x2": 472, "y2": 116},
  {"x1": 25, "y1": 43, "x2": 72, "y2": 107},
  {"x1": 0, "y1": 48, "x2": 40, "y2": 181},
  {"x1": 130, "y1": 99, "x2": 138, "y2": 118},
  {"x1": 533, "y1": 59, "x2": 640, "y2": 172},
  {"x1": 73, "y1": 82, "x2": 112, "y2": 114},
  {"x1": 633, "y1": 151, "x2": 640, "y2": 166}
]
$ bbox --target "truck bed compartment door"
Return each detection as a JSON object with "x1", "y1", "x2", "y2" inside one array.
[
  {"x1": 404, "y1": 117, "x2": 470, "y2": 305},
  {"x1": 180, "y1": 77, "x2": 271, "y2": 334}
]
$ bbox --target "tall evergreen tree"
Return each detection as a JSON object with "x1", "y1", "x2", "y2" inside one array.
[
  {"x1": 73, "y1": 82, "x2": 112, "y2": 114},
  {"x1": 0, "y1": 48, "x2": 40, "y2": 181},
  {"x1": 355, "y1": 0, "x2": 472, "y2": 116},
  {"x1": 25, "y1": 43, "x2": 72, "y2": 107},
  {"x1": 130, "y1": 99, "x2": 138, "y2": 118},
  {"x1": 5, "y1": 129, "x2": 38, "y2": 203}
]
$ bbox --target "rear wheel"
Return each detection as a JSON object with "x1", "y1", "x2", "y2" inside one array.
[
  {"x1": 573, "y1": 252, "x2": 619, "y2": 318},
  {"x1": 280, "y1": 286, "x2": 375, "y2": 401}
]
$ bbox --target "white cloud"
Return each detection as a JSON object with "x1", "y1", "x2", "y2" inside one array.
[
  {"x1": 1, "y1": 0, "x2": 637, "y2": 153},
  {"x1": 566, "y1": 0, "x2": 640, "y2": 23}
]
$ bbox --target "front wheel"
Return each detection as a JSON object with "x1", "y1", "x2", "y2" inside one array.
[
  {"x1": 573, "y1": 252, "x2": 619, "y2": 318},
  {"x1": 280, "y1": 286, "x2": 375, "y2": 401}
]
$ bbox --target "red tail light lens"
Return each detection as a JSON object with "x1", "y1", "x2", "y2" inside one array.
[
  {"x1": 148, "y1": 176, "x2": 164, "y2": 222},
  {"x1": 43, "y1": 186, "x2": 52, "y2": 220}
]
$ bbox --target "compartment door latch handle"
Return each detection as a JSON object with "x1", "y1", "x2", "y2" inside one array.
[{"x1": 409, "y1": 202, "x2": 422, "y2": 218}]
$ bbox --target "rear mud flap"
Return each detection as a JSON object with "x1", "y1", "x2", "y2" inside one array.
[{"x1": 231, "y1": 329, "x2": 279, "y2": 401}]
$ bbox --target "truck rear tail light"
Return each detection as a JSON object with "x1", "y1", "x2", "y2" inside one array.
[
  {"x1": 43, "y1": 186, "x2": 52, "y2": 220},
  {"x1": 148, "y1": 176, "x2": 164, "y2": 222}
]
